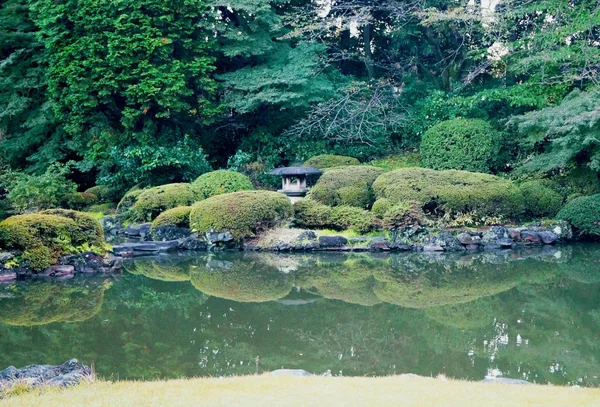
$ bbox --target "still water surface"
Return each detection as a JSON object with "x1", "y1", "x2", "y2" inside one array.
[{"x1": 0, "y1": 244, "x2": 599, "y2": 386}]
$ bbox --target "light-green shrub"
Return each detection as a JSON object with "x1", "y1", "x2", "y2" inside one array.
[
  {"x1": 556, "y1": 194, "x2": 600, "y2": 237},
  {"x1": 132, "y1": 183, "x2": 199, "y2": 221},
  {"x1": 309, "y1": 166, "x2": 384, "y2": 209},
  {"x1": 304, "y1": 155, "x2": 360, "y2": 169},
  {"x1": 520, "y1": 180, "x2": 563, "y2": 217},
  {"x1": 191, "y1": 170, "x2": 253, "y2": 199}
]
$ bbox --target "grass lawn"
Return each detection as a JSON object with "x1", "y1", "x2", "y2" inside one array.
[{"x1": 2, "y1": 374, "x2": 599, "y2": 407}]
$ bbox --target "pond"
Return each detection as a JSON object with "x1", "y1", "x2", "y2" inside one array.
[{"x1": 0, "y1": 244, "x2": 599, "y2": 386}]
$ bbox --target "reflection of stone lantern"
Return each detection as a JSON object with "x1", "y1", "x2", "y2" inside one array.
[{"x1": 268, "y1": 166, "x2": 322, "y2": 203}]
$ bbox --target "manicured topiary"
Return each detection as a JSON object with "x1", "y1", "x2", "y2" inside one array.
[
  {"x1": 519, "y1": 180, "x2": 563, "y2": 217},
  {"x1": 309, "y1": 166, "x2": 384, "y2": 208},
  {"x1": 151, "y1": 206, "x2": 192, "y2": 230},
  {"x1": 117, "y1": 187, "x2": 145, "y2": 213},
  {"x1": 293, "y1": 199, "x2": 334, "y2": 229},
  {"x1": 132, "y1": 183, "x2": 199, "y2": 221},
  {"x1": 420, "y1": 118, "x2": 503, "y2": 173},
  {"x1": 556, "y1": 194, "x2": 600, "y2": 237},
  {"x1": 373, "y1": 168, "x2": 524, "y2": 220},
  {"x1": 40, "y1": 209, "x2": 105, "y2": 248},
  {"x1": 0, "y1": 212, "x2": 105, "y2": 271},
  {"x1": 303, "y1": 155, "x2": 360, "y2": 169},
  {"x1": 330, "y1": 206, "x2": 379, "y2": 234},
  {"x1": 84, "y1": 185, "x2": 116, "y2": 202},
  {"x1": 189, "y1": 190, "x2": 293, "y2": 241},
  {"x1": 381, "y1": 201, "x2": 426, "y2": 230},
  {"x1": 371, "y1": 198, "x2": 392, "y2": 218},
  {"x1": 61, "y1": 192, "x2": 98, "y2": 210},
  {"x1": 191, "y1": 170, "x2": 253, "y2": 199}
]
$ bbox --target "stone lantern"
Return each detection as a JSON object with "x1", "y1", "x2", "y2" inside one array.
[{"x1": 268, "y1": 166, "x2": 322, "y2": 203}]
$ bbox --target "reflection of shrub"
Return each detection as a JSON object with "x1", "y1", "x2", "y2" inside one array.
[
  {"x1": 373, "y1": 168, "x2": 524, "y2": 220},
  {"x1": 420, "y1": 118, "x2": 503, "y2": 173},
  {"x1": 190, "y1": 191, "x2": 293, "y2": 240},
  {"x1": 191, "y1": 170, "x2": 253, "y2": 199},
  {"x1": 133, "y1": 183, "x2": 199, "y2": 221},
  {"x1": 304, "y1": 155, "x2": 359, "y2": 169},
  {"x1": 309, "y1": 166, "x2": 384, "y2": 209},
  {"x1": 0, "y1": 281, "x2": 107, "y2": 326},
  {"x1": 61, "y1": 192, "x2": 98, "y2": 210},
  {"x1": 294, "y1": 200, "x2": 378, "y2": 233},
  {"x1": 520, "y1": 180, "x2": 562, "y2": 217},
  {"x1": 151, "y1": 206, "x2": 192, "y2": 229},
  {"x1": 424, "y1": 297, "x2": 502, "y2": 329},
  {"x1": 0, "y1": 211, "x2": 105, "y2": 270},
  {"x1": 190, "y1": 256, "x2": 292, "y2": 302},
  {"x1": 126, "y1": 259, "x2": 191, "y2": 282},
  {"x1": 556, "y1": 194, "x2": 600, "y2": 237}
]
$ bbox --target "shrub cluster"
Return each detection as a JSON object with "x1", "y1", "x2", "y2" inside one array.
[
  {"x1": 309, "y1": 166, "x2": 384, "y2": 209},
  {"x1": 0, "y1": 211, "x2": 105, "y2": 271},
  {"x1": 61, "y1": 192, "x2": 98, "y2": 210},
  {"x1": 556, "y1": 194, "x2": 600, "y2": 237},
  {"x1": 519, "y1": 180, "x2": 563, "y2": 217},
  {"x1": 192, "y1": 170, "x2": 253, "y2": 199},
  {"x1": 378, "y1": 200, "x2": 426, "y2": 230},
  {"x1": 151, "y1": 206, "x2": 192, "y2": 230},
  {"x1": 373, "y1": 168, "x2": 525, "y2": 220},
  {"x1": 303, "y1": 155, "x2": 360, "y2": 169},
  {"x1": 293, "y1": 199, "x2": 378, "y2": 234},
  {"x1": 189, "y1": 191, "x2": 293, "y2": 240},
  {"x1": 551, "y1": 167, "x2": 600, "y2": 201},
  {"x1": 84, "y1": 185, "x2": 116, "y2": 203},
  {"x1": 420, "y1": 118, "x2": 503, "y2": 173},
  {"x1": 117, "y1": 186, "x2": 145, "y2": 213},
  {"x1": 132, "y1": 183, "x2": 199, "y2": 221}
]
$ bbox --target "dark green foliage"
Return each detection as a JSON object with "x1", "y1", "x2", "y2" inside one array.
[
  {"x1": 84, "y1": 185, "x2": 116, "y2": 203},
  {"x1": 189, "y1": 191, "x2": 293, "y2": 240},
  {"x1": 550, "y1": 167, "x2": 600, "y2": 200},
  {"x1": 151, "y1": 206, "x2": 192, "y2": 230},
  {"x1": 191, "y1": 170, "x2": 253, "y2": 199},
  {"x1": 520, "y1": 180, "x2": 563, "y2": 217},
  {"x1": 381, "y1": 201, "x2": 427, "y2": 230},
  {"x1": 293, "y1": 199, "x2": 378, "y2": 233},
  {"x1": 132, "y1": 184, "x2": 199, "y2": 222},
  {"x1": 556, "y1": 195, "x2": 600, "y2": 237},
  {"x1": 420, "y1": 119, "x2": 503, "y2": 173},
  {"x1": 303, "y1": 155, "x2": 360, "y2": 169},
  {"x1": 309, "y1": 166, "x2": 384, "y2": 209},
  {"x1": 61, "y1": 192, "x2": 98, "y2": 210},
  {"x1": 373, "y1": 168, "x2": 525, "y2": 221}
]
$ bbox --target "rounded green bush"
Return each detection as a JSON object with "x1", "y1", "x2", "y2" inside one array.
[
  {"x1": 373, "y1": 168, "x2": 524, "y2": 220},
  {"x1": 61, "y1": 192, "x2": 98, "y2": 210},
  {"x1": 191, "y1": 170, "x2": 253, "y2": 199},
  {"x1": 330, "y1": 206, "x2": 379, "y2": 234},
  {"x1": 371, "y1": 198, "x2": 392, "y2": 218},
  {"x1": 293, "y1": 199, "x2": 334, "y2": 229},
  {"x1": 132, "y1": 183, "x2": 199, "y2": 221},
  {"x1": 556, "y1": 194, "x2": 600, "y2": 237},
  {"x1": 189, "y1": 190, "x2": 293, "y2": 241},
  {"x1": 420, "y1": 118, "x2": 503, "y2": 173},
  {"x1": 303, "y1": 155, "x2": 360, "y2": 169},
  {"x1": 117, "y1": 187, "x2": 145, "y2": 213},
  {"x1": 520, "y1": 180, "x2": 563, "y2": 217},
  {"x1": 382, "y1": 201, "x2": 426, "y2": 229},
  {"x1": 294, "y1": 199, "x2": 378, "y2": 233},
  {"x1": 309, "y1": 166, "x2": 384, "y2": 208},
  {"x1": 151, "y1": 206, "x2": 192, "y2": 230},
  {"x1": 0, "y1": 211, "x2": 105, "y2": 271}
]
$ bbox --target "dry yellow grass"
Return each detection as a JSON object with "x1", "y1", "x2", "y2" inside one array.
[{"x1": 2, "y1": 374, "x2": 600, "y2": 407}]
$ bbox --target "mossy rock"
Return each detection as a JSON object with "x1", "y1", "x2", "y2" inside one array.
[
  {"x1": 309, "y1": 166, "x2": 385, "y2": 209},
  {"x1": 132, "y1": 183, "x2": 199, "y2": 222},
  {"x1": 373, "y1": 168, "x2": 525, "y2": 220},
  {"x1": 189, "y1": 190, "x2": 293, "y2": 241},
  {"x1": 304, "y1": 155, "x2": 360, "y2": 170},
  {"x1": 519, "y1": 180, "x2": 563, "y2": 217},
  {"x1": 420, "y1": 118, "x2": 503, "y2": 173},
  {"x1": 61, "y1": 192, "x2": 98, "y2": 210},
  {"x1": 191, "y1": 170, "x2": 253, "y2": 199},
  {"x1": 151, "y1": 206, "x2": 192, "y2": 230},
  {"x1": 556, "y1": 194, "x2": 600, "y2": 237},
  {"x1": 190, "y1": 256, "x2": 293, "y2": 302},
  {"x1": 0, "y1": 211, "x2": 105, "y2": 271},
  {"x1": 0, "y1": 281, "x2": 107, "y2": 326}
]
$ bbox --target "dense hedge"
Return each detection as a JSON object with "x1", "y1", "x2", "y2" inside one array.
[
  {"x1": 132, "y1": 183, "x2": 199, "y2": 221},
  {"x1": 303, "y1": 155, "x2": 360, "y2": 169},
  {"x1": 293, "y1": 199, "x2": 378, "y2": 233},
  {"x1": 189, "y1": 191, "x2": 293, "y2": 240},
  {"x1": 420, "y1": 118, "x2": 503, "y2": 173},
  {"x1": 84, "y1": 185, "x2": 116, "y2": 202},
  {"x1": 556, "y1": 194, "x2": 600, "y2": 237},
  {"x1": 0, "y1": 211, "x2": 105, "y2": 271},
  {"x1": 151, "y1": 206, "x2": 192, "y2": 229},
  {"x1": 61, "y1": 192, "x2": 98, "y2": 209},
  {"x1": 191, "y1": 170, "x2": 253, "y2": 199},
  {"x1": 309, "y1": 166, "x2": 384, "y2": 208},
  {"x1": 373, "y1": 168, "x2": 525, "y2": 220},
  {"x1": 551, "y1": 167, "x2": 600, "y2": 201},
  {"x1": 520, "y1": 180, "x2": 563, "y2": 217}
]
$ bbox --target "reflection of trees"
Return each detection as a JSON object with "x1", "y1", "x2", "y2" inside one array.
[{"x1": 0, "y1": 280, "x2": 108, "y2": 326}]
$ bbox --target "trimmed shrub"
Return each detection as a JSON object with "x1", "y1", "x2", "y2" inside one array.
[
  {"x1": 87, "y1": 203, "x2": 117, "y2": 215},
  {"x1": 117, "y1": 187, "x2": 144, "y2": 213},
  {"x1": 293, "y1": 199, "x2": 334, "y2": 229},
  {"x1": 189, "y1": 191, "x2": 293, "y2": 240},
  {"x1": 0, "y1": 212, "x2": 105, "y2": 271},
  {"x1": 371, "y1": 198, "x2": 392, "y2": 218},
  {"x1": 520, "y1": 180, "x2": 563, "y2": 217},
  {"x1": 369, "y1": 153, "x2": 421, "y2": 171},
  {"x1": 85, "y1": 185, "x2": 116, "y2": 202},
  {"x1": 132, "y1": 183, "x2": 199, "y2": 221},
  {"x1": 556, "y1": 194, "x2": 600, "y2": 237},
  {"x1": 551, "y1": 167, "x2": 600, "y2": 199},
  {"x1": 294, "y1": 199, "x2": 378, "y2": 233},
  {"x1": 309, "y1": 166, "x2": 385, "y2": 208},
  {"x1": 373, "y1": 168, "x2": 525, "y2": 220},
  {"x1": 420, "y1": 118, "x2": 503, "y2": 173},
  {"x1": 382, "y1": 201, "x2": 426, "y2": 230},
  {"x1": 151, "y1": 206, "x2": 192, "y2": 229},
  {"x1": 191, "y1": 170, "x2": 253, "y2": 199},
  {"x1": 304, "y1": 155, "x2": 360, "y2": 169},
  {"x1": 61, "y1": 192, "x2": 98, "y2": 210}
]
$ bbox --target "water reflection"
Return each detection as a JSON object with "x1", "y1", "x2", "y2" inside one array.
[{"x1": 0, "y1": 244, "x2": 598, "y2": 386}]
